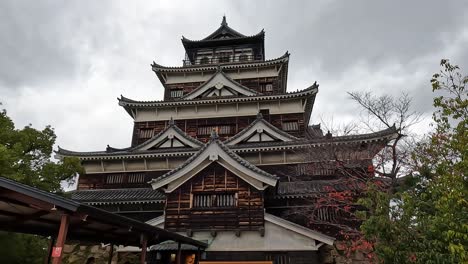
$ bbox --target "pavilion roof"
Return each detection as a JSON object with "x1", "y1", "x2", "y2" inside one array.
[
  {"x1": 151, "y1": 52, "x2": 289, "y2": 72},
  {"x1": 0, "y1": 176, "x2": 207, "y2": 248},
  {"x1": 181, "y1": 16, "x2": 265, "y2": 49},
  {"x1": 69, "y1": 188, "x2": 165, "y2": 205},
  {"x1": 117, "y1": 83, "x2": 318, "y2": 120},
  {"x1": 55, "y1": 125, "x2": 398, "y2": 161}
]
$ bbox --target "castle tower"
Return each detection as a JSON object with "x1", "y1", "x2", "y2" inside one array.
[{"x1": 58, "y1": 17, "x2": 397, "y2": 263}]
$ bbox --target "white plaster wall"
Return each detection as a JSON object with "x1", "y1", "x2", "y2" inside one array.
[
  {"x1": 134, "y1": 99, "x2": 304, "y2": 122},
  {"x1": 165, "y1": 67, "x2": 279, "y2": 84},
  {"x1": 187, "y1": 222, "x2": 317, "y2": 252}
]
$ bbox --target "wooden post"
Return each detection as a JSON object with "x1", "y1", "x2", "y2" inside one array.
[
  {"x1": 107, "y1": 244, "x2": 114, "y2": 264},
  {"x1": 177, "y1": 242, "x2": 182, "y2": 264},
  {"x1": 52, "y1": 214, "x2": 70, "y2": 264},
  {"x1": 140, "y1": 234, "x2": 147, "y2": 264},
  {"x1": 44, "y1": 237, "x2": 55, "y2": 264}
]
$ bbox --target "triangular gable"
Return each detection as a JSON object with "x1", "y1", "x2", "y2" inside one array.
[
  {"x1": 150, "y1": 134, "x2": 277, "y2": 192},
  {"x1": 181, "y1": 70, "x2": 260, "y2": 100},
  {"x1": 225, "y1": 113, "x2": 300, "y2": 145},
  {"x1": 203, "y1": 16, "x2": 246, "y2": 40},
  {"x1": 131, "y1": 120, "x2": 203, "y2": 151},
  {"x1": 264, "y1": 213, "x2": 335, "y2": 246},
  {"x1": 145, "y1": 213, "x2": 335, "y2": 250}
]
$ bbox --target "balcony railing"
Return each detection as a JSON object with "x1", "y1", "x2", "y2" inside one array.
[{"x1": 183, "y1": 54, "x2": 264, "y2": 66}]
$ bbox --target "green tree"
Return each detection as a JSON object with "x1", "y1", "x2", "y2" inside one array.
[
  {"x1": 0, "y1": 105, "x2": 83, "y2": 264},
  {"x1": 0, "y1": 105, "x2": 83, "y2": 192},
  {"x1": 360, "y1": 60, "x2": 468, "y2": 263}
]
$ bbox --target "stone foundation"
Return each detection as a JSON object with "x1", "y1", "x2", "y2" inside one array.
[{"x1": 62, "y1": 243, "x2": 140, "y2": 264}]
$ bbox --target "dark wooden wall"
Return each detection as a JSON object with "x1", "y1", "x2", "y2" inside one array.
[
  {"x1": 132, "y1": 113, "x2": 305, "y2": 146},
  {"x1": 164, "y1": 163, "x2": 264, "y2": 232}
]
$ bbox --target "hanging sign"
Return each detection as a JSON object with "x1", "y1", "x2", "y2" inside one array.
[{"x1": 52, "y1": 247, "x2": 62, "y2": 257}]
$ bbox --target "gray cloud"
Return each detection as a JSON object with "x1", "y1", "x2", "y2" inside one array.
[{"x1": 1, "y1": 0, "x2": 467, "y2": 153}]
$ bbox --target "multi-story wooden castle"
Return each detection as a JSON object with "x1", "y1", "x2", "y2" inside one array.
[{"x1": 58, "y1": 17, "x2": 397, "y2": 264}]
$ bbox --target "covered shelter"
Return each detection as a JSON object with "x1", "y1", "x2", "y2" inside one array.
[{"x1": 0, "y1": 176, "x2": 207, "y2": 264}]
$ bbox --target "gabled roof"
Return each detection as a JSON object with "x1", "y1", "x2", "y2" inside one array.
[
  {"x1": 56, "y1": 126, "x2": 397, "y2": 161},
  {"x1": 70, "y1": 188, "x2": 165, "y2": 205},
  {"x1": 151, "y1": 52, "x2": 289, "y2": 72},
  {"x1": 225, "y1": 112, "x2": 301, "y2": 145},
  {"x1": 129, "y1": 119, "x2": 203, "y2": 151},
  {"x1": 181, "y1": 68, "x2": 260, "y2": 100},
  {"x1": 181, "y1": 16, "x2": 264, "y2": 44},
  {"x1": 55, "y1": 121, "x2": 202, "y2": 159},
  {"x1": 150, "y1": 132, "x2": 278, "y2": 192},
  {"x1": 118, "y1": 83, "x2": 318, "y2": 109}
]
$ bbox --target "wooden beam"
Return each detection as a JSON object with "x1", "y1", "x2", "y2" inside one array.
[
  {"x1": 108, "y1": 244, "x2": 114, "y2": 264},
  {"x1": 140, "y1": 234, "x2": 147, "y2": 264},
  {"x1": 177, "y1": 242, "x2": 182, "y2": 264},
  {"x1": 52, "y1": 214, "x2": 70, "y2": 264}
]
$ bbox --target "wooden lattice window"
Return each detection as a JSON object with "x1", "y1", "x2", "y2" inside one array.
[
  {"x1": 198, "y1": 125, "x2": 234, "y2": 136},
  {"x1": 260, "y1": 83, "x2": 273, "y2": 92},
  {"x1": 192, "y1": 193, "x2": 237, "y2": 208},
  {"x1": 218, "y1": 52, "x2": 231, "y2": 63},
  {"x1": 238, "y1": 54, "x2": 249, "y2": 61},
  {"x1": 199, "y1": 57, "x2": 209, "y2": 64},
  {"x1": 170, "y1": 89, "x2": 184, "y2": 98},
  {"x1": 139, "y1": 128, "x2": 154, "y2": 139},
  {"x1": 128, "y1": 173, "x2": 145, "y2": 183},
  {"x1": 106, "y1": 174, "x2": 124, "y2": 184},
  {"x1": 282, "y1": 120, "x2": 299, "y2": 131}
]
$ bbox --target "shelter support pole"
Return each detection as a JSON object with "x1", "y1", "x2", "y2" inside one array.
[
  {"x1": 197, "y1": 247, "x2": 201, "y2": 264},
  {"x1": 108, "y1": 244, "x2": 114, "y2": 264},
  {"x1": 140, "y1": 234, "x2": 147, "y2": 264},
  {"x1": 177, "y1": 242, "x2": 182, "y2": 264},
  {"x1": 44, "y1": 237, "x2": 55, "y2": 264},
  {"x1": 52, "y1": 214, "x2": 70, "y2": 264}
]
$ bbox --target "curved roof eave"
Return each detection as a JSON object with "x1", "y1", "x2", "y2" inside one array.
[
  {"x1": 151, "y1": 51, "x2": 289, "y2": 72},
  {"x1": 118, "y1": 83, "x2": 317, "y2": 109}
]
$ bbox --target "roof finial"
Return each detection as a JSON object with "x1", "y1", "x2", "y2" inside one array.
[
  {"x1": 221, "y1": 15, "x2": 227, "y2": 26},
  {"x1": 256, "y1": 111, "x2": 263, "y2": 119},
  {"x1": 169, "y1": 117, "x2": 175, "y2": 126},
  {"x1": 211, "y1": 128, "x2": 219, "y2": 140}
]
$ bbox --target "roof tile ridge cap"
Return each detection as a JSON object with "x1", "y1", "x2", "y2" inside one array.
[
  {"x1": 216, "y1": 138, "x2": 277, "y2": 179},
  {"x1": 151, "y1": 139, "x2": 212, "y2": 183},
  {"x1": 257, "y1": 118, "x2": 300, "y2": 140},
  {"x1": 218, "y1": 70, "x2": 262, "y2": 95},
  {"x1": 171, "y1": 122, "x2": 204, "y2": 146},
  {"x1": 223, "y1": 116, "x2": 262, "y2": 144},
  {"x1": 180, "y1": 69, "x2": 222, "y2": 99}
]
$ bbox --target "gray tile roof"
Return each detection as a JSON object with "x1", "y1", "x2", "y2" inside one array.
[
  {"x1": 70, "y1": 188, "x2": 165, "y2": 205},
  {"x1": 151, "y1": 132, "x2": 278, "y2": 185},
  {"x1": 149, "y1": 241, "x2": 201, "y2": 251}
]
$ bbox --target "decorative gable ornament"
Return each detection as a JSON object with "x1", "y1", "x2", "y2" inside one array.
[
  {"x1": 181, "y1": 69, "x2": 260, "y2": 100},
  {"x1": 150, "y1": 132, "x2": 278, "y2": 192},
  {"x1": 225, "y1": 113, "x2": 300, "y2": 145}
]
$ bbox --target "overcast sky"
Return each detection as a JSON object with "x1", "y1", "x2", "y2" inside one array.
[{"x1": 1, "y1": 0, "x2": 467, "y2": 153}]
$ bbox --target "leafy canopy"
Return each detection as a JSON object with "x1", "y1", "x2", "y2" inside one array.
[
  {"x1": 360, "y1": 60, "x2": 468, "y2": 263},
  {"x1": 0, "y1": 105, "x2": 83, "y2": 192}
]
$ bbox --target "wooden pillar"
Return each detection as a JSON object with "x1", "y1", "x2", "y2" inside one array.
[
  {"x1": 52, "y1": 214, "x2": 70, "y2": 264},
  {"x1": 140, "y1": 235, "x2": 147, "y2": 264},
  {"x1": 196, "y1": 247, "x2": 201, "y2": 264},
  {"x1": 44, "y1": 237, "x2": 55, "y2": 264},
  {"x1": 176, "y1": 242, "x2": 182, "y2": 264},
  {"x1": 107, "y1": 244, "x2": 114, "y2": 264}
]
